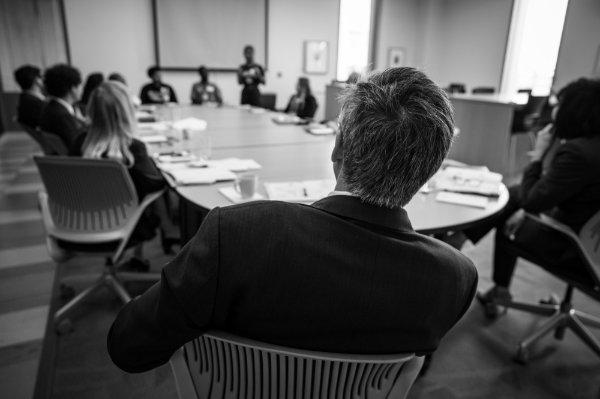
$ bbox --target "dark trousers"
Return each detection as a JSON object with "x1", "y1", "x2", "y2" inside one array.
[
  {"x1": 241, "y1": 86, "x2": 260, "y2": 106},
  {"x1": 464, "y1": 185, "x2": 585, "y2": 288}
]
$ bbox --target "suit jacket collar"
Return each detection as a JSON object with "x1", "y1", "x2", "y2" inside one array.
[{"x1": 311, "y1": 195, "x2": 414, "y2": 232}]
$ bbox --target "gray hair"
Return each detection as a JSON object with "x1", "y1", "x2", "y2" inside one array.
[{"x1": 338, "y1": 67, "x2": 454, "y2": 208}]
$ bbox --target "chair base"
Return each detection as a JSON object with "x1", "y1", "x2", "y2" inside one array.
[
  {"x1": 53, "y1": 262, "x2": 160, "y2": 330},
  {"x1": 496, "y1": 286, "x2": 600, "y2": 363}
]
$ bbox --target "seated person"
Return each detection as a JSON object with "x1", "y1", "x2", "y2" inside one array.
[
  {"x1": 140, "y1": 67, "x2": 178, "y2": 104},
  {"x1": 77, "y1": 72, "x2": 104, "y2": 116},
  {"x1": 284, "y1": 77, "x2": 318, "y2": 119},
  {"x1": 452, "y1": 78, "x2": 600, "y2": 316},
  {"x1": 39, "y1": 64, "x2": 86, "y2": 148},
  {"x1": 14, "y1": 64, "x2": 45, "y2": 127},
  {"x1": 69, "y1": 81, "x2": 174, "y2": 270},
  {"x1": 107, "y1": 67, "x2": 478, "y2": 373},
  {"x1": 190, "y1": 66, "x2": 223, "y2": 106}
]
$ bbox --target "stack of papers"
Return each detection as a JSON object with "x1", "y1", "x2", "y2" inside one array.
[
  {"x1": 435, "y1": 192, "x2": 489, "y2": 209},
  {"x1": 172, "y1": 117, "x2": 207, "y2": 131},
  {"x1": 434, "y1": 166, "x2": 502, "y2": 197},
  {"x1": 164, "y1": 167, "x2": 236, "y2": 185},
  {"x1": 264, "y1": 179, "x2": 335, "y2": 202}
]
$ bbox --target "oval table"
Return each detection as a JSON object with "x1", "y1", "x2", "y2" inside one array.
[{"x1": 141, "y1": 105, "x2": 509, "y2": 241}]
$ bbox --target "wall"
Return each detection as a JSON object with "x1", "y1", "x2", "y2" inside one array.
[
  {"x1": 63, "y1": 0, "x2": 154, "y2": 97},
  {"x1": 553, "y1": 0, "x2": 600, "y2": 90}
]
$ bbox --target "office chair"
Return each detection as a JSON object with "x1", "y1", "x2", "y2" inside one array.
[
  {"x1": 35, "y1": 156, "x2": 163, "y2": 331},
  {"x1": 490, "y1": 211, "x2": 600, "y2": 363},
  {"x1": 471, "y1": 86, "x2": 495, "y2": 94},
  {"x1": 170, "y1": 331, "x2": 423, "y2": 399},
  {"x1": 446, "y1": 83, "x2": 466, "y2": 94},
  {"x1": 19, "y1": 124, "x2": 68, "y2": 155},
  {"x1": 259, "y1": 93, "x2": 277, "y2": 110}
]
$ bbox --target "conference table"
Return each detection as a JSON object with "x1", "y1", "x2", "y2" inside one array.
[{"x1": 141, "y1": 105, "x2": 509, "y2": 242}]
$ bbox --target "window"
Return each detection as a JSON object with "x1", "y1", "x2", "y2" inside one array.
[
  {"x1": 501, "y1": 0, "x2": 568, "y2": 96},
  {"x1": 336, "y1": 0, "x2": 373, "y2": 82}
]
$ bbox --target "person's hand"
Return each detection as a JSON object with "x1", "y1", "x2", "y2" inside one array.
[
  {"x1": 503, "y1": 209, "x2": 526, "y2": 240},
  {"x1": 529, "y1": 124, "x2": 554, "y2": 162}
]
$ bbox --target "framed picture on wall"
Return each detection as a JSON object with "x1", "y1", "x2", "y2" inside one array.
[
  {"x1": 388, "y1": 47, "x2": 406, "y2": 68},
  {"x1": 304, "y1": 41, "x2": 329, "y2": 74}
]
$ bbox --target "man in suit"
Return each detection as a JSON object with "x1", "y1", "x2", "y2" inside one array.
[
  {"x1": 139, "y1": 66, "x2": 178, "y2": 104},
  {"x1": 39, "y1": 64, "x2": 85, "y2": 148},
  {"x1": 14, "y1": 65, "x2": 45, "y2": 128},
  {"x1": 108, "y1": 67, "x2": 478, "y2": 373}
]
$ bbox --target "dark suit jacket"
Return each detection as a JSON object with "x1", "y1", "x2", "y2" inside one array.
[
  {"x1": 520, "y1": 135, "x2": 600, "y2": 232},
  {"x1": 39, "y1": 99, "x2": 83, "y2": 148},
  {"x1": 140, "y1": 82, "x2": 178, "y2": 104},
  {"x1": 284, "y1": 94, "x2": 318, "y2": 119},
  {"x1": 69, "y1": 135, "x2": 166, "y2": 200},
  {"x1": 108, "y1": 195, "x2": 477, "y2": 373},
  {"x1": 16, "y1": 92, "x2": 44, "y2": 128}
]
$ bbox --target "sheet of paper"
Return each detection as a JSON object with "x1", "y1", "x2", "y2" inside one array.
[
  {"x1": 264, "y1": 179, "x2": 335, "y2": 202},
  {"x1": 219, "y1": 187, "x2": 264, "y2": 204},
  {"x1": 166, "y1": 167, "x2": 236, "y2": 186},
  {"x1": 434, "y1": 166, "x2": 502, "y2": 196},
  {"x1": 435, "y1": 192, "x2": 489, "y2": 209}
]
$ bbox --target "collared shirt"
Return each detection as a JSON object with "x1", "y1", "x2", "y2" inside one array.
[
  {"x1": 328, "y1": 190, "x2": 356, "y2": 197},
  {"x1": 52, "y1": 97, "x2": 75, "y2": 115}
]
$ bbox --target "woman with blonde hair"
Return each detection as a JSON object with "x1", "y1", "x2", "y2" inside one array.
[{"x1": 70, "y1": 81, "x2": 177, "y2": 270}]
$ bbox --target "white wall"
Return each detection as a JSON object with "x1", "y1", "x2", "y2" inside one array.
[
  {"x1": 63, "y1": 0, "x2": 154, "y2": 96},
  {"x1": 374, "y1": 0, "x2": 420, "y2": 71},
  {"x1": 553, "y1": 0, "x2": 600, "y2": 90}
]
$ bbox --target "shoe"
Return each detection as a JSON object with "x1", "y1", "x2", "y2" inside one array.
[
  {"x1": 160, "y1": 229, "x2": 180, "y2": 255},
  {"x1": 118, "y1": 257, "x2": 150, "y2": 273},
  {"x1": 476, "y1": 286, "x2": 512, "y2": 319}
]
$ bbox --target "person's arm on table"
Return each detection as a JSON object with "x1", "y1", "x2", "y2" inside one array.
[{"x1": 107, "y1": 208, "x2": 221, "y2": 373}]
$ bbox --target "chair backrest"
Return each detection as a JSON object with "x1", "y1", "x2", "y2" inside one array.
[
  {"x1": 38, "y1": 130, "x2": 69, "y2": 155},
  {"x1": 471, "y1": 87, "x2": 495, "y2": 94},
  {"x1": 19, "y1": 123, "x2": 50, "y2": 153},
  {"x1": 259, "y1": 93, "x2": 277, "y2": 110},
  {"x1": 34, "y1": 156, "x2": 139, "y2": 233},
  {"x1": 578, "y1": 209, "x2": 600, "y2": 287},
  {"x1": 176, "y1": 331, "x2": 421, "y2": 399}
]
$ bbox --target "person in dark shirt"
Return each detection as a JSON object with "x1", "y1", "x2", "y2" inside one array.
[
  {"x1": 237, "y1": 45, "x2": 265, "y2": 106},
  {"x1": 39, "y1": 64, "x2": 85, "y2": 148},
  {"x1": 284, "y1": 77, "x2": 318, "y2": 119},
  {"x1": 14, "y1": 65, "x2": 45, "y2": 128},
  {"x1": 451, "y1": 78, "x2": 600, "y2": 316},
  {"x1": 190, "y1": 66, "x2": 223, "y2": 106},
  {"x1": 70, "y1": 81, "x2": 169, "y2": 270},
  {"x1": 77, "y1": 72, "x2": 104, "y2": 116},
  {"x1": 107, "y1": 67, "x2": 477, "y2": 374},
  {"x1": 139, "y1": 67, "x2": 178, "y2": 104}
]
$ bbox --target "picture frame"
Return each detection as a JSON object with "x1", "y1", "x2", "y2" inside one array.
[
  {"x1": 303, "y1": 40, "x2": 329, "y2": 74},
  {"x1": 388, "y1": 47, "x2": 406, "y2": 68}
]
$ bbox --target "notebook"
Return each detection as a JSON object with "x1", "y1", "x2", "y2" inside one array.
[{"x1": 165, "y1": 167, "x2": 236, "y2": 185}]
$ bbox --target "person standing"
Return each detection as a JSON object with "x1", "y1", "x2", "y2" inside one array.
[
  {"x1": 237, "y1": 45, "x2": 265, "y2": 106},
  {"x1": 140, "y1": 67, "x2": 178, "y2": 105}
]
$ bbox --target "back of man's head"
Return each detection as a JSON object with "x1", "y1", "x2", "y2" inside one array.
[
  {"x1": 44, "y1": 64, "x2": 82, "y2": 98},
  {"x1": 338, "y1": 67, "x2": 454, "y2": 209},
  {"x1": 14, "y1": 65, "x2": 41, "y2": 91}
]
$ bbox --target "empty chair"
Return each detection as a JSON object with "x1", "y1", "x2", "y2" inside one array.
[
  {"x1": 471, "y1": 86, "x2": 495, "y2": 94},
  {"x1": 489, "y1": 211, "x2": 600, "y2": 363},
  {"x1": 35, "y1": 156, "x2": 163, "y2": 330},
  {"x1": 170, "y1": 331, "x2": 423, "y2": 399},
  {"x1": 259, "y1": 92, "x2": 277, "y2": 110},
  {"x1": 446, "y1": 83, "x2": 466, "y2": 94}
]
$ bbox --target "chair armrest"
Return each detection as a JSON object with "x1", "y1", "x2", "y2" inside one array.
[
  {"x1": 38, "y1": 190, "x2": 56, "y2": 234},
  {"x1": 524, "y1": 213, "x2": 579, "y2": 242},
  {"x1": 170, "y1": 349, "x2": 197, "y2": 399}
]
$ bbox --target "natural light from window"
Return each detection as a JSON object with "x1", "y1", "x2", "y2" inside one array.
[
  {"x1": 501, "y1": 0, "x2": 568, "y2": 96},
  {"x1": 336, "y1": 0, "x2": 372, "y2": 82}
]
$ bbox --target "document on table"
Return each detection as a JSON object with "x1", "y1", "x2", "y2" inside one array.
[
  {"x1": 435, "y1": 192, "x2": 489, "y2": 209},
  {"x1": 264, "y1": 179, "x2": 336, "y2": 202},
  {"x1": 434, "y1": 166, "x2": 502, "y2": 197},
  {"x1": 163, "y1": 167, "x2": 236, "y2": 185}
]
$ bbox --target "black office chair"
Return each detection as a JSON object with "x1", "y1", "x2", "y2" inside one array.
[
  {"x1": 489, "y1": 211, "x2": 600, "y2": 363},
  {"x1": 259, "y1": 93, "x2": 277, "y2": 110},
  {"x1": 446, "y1": 83, "x2": 466, "y2": 94},
  {"x1": 472, "y1": 87, "x2": 495, "y2": 94}
]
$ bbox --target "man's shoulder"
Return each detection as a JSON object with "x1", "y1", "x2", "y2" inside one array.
[
  {"x1": 418, "y1": 234, "x2": 477, "y2": 277},
  {"x1": 217, "y1": 200, "x2": 311, "y2": 218}
]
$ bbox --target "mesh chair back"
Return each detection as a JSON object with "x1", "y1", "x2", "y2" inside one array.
[
  {"x1": 259, "y1": 93, "x2": 277, "y2": 110},
  {"x1": 19, "y1": 123, "x2": 49, "y2": 152},
  {"x1": 182, "y1": 331, "x2": 418, "y2": 399},
  {"x1": 38, "y1": 130, "x2": 69, "y2": 155},
  {"x1": 34, "y1": 156, "x2": 139, "y2": 232},
  {"x1": 579, "y1": 209, "x2": 600, "y2": 287}
]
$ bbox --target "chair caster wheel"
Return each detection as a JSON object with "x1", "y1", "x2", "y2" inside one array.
[
  {"x1": 59, "y1": 284, "x2": 76, "y2": 301},
  {"x1": 55, "y1": 319, "x2": 74, "y2": 335},
  {"x1": 514, "y1": 346, "x2": 529, "y2": 364},
  {"x1": 539, "y1": 294, "x2": 559, "y2": 306}
]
